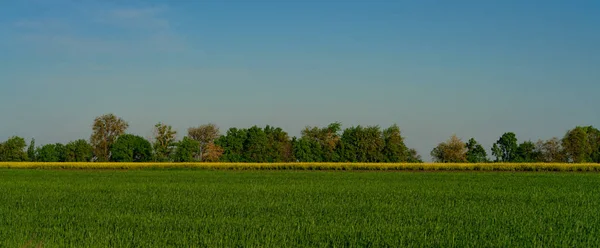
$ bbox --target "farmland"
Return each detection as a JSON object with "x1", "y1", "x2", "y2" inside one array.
[{"x1": 1, "y1": 169, "x2": 599, "y2": 247}]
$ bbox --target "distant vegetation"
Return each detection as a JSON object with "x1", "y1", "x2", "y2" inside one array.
[{"x1": 1, "y1": 113, "x2": 599, "y2": 163}]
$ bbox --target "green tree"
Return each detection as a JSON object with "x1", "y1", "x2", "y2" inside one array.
[
  {"x1": 406, "y1": 148, "x2": 423, "y2": 163},
  {"x1": 562, "y1": 126, "x2": 592, "y2": 163},
  {"x1": 466, "y1": 138, "x2": 488, "y2": 163},
  {"x1": 339, "y1": 125, "x2": 384, "y2": 162},
  {"x1": 153, "y1": 122, "x2": 177, "y2": 162},
  {"x1": 36, "y1": 143, "x2": 65, "y2": 162},
  {"x1": 216, "y1": 128, "x2": 248, "y2": 162},
  {"x1": 27, "y1": 138, "x2": 36, "y2": 162},
  {"x1": 382, "y1": 124, "x2": 408, "y2": 162},
  {"x1": 0, "y1": 136, "x2": 28, "y2": 162},
  {"x1": 264, "y1": 125, "x2": 293, "y2": 162},
  {"x1": 493, "y1": 132, "x2": 518, "y2": 162},
  {"x1": 172, "y1": 137, "x2": 201, "y2": 162},
  {"x1": 244, "y1": 126, "x2": 269, "y2": 162},
  {"x1": 515, "y1": 141, "x2": 539, "y2": 162},
  {"x1": 110, "y1": 134, "x2": 153, "y2": 162},
  {"x1": 90, "y1": 114, "x2": 129, "y2": 162},
  {"x1": 65, "y1": 139, "x2": 93, "y2": 162}
]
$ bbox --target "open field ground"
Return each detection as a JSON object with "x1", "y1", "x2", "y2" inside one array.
[
  {"x1": 1, "y1": 170, "x2": 599, "y2": 247},
  {"x1": 2, "y1": 162, "x2": 600, "y2": 171}
]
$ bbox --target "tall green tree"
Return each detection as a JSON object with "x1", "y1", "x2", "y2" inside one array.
[
  {"x1": 65, "y1": 139, "x2": 93, "y2": 162},
  {"x1": 0, "y1": 136, "x2": 28, "y2": 162},
  {"x1": 90, "y1": 114, "x2": 129, "y2": 162},
  {"x1": 153, "y1": 122, "x2": 177, "y2": 162},
  {"x1": 110, "y1": 134, "x2": 153, "y2": 162},
  {"x1": 465, "y1": 138, "x2": 488, "y2": 163},
  {"x1": 382, "y1": 124, "x2": 408, "y2": 162},
  {"x1": 493, "y1": 132, "x2": 518, "y2": 162},
  {"x1": 27, "y1": 138, "x2": 36, "y2": 162},
  {"x1": 244, "y1": 126, "x2": 269, "y2": 162},
  {"x1": 264, "y1": 125, "x2": 293, "y2": 162},
  {"x1": 172, "y1": 137, "x2": 201, "y2": 162}
]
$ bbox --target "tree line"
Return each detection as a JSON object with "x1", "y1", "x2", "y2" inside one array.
[{"x1": 0, "y1": 114, "x2": 598, "y2": 163}]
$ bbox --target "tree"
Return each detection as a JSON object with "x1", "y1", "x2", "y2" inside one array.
[
  {"x1": 515, "y1": 141, "x2": 539, "y2": 162},
  {"x1": 535, "y1": 138, "x2": 564, "y2": 162},
  {"x1": 153, "y1": 122, "x2": 177, "y2": 162},
  {"x1": 90, "y1": 114, "x2": 129, "y2": 162},
  {"x1": 27, "y1": 138, "x2": 36, "y2": 162},
  {"x1": 216, "y1": 128, "x2": 248, "y2": 162},
  {"x1": 65, "y1": 139, "x2": 93, "y2": 162},
  {"x1": 382, "y1": 124, "x2": 409, "y2": 162},
  {"x1": 110, "y1": 134, "x2": 152, "y2": 162},
  {"x1": 562, "y1": 126, "x2": 592, "y2": 163},
  {"x1": 406, "y1": 148, "x2": 423, "y2": 163},
  {"x1": 430, "y1": 134, "x2": 467, "y2": 163},
  {"x1": 203, "y1": 143, "x2": 224, "y2": 162},
  {"x1": 493, "y1": 132, "x2": 518, "y2": 162},
  {"x1": 36, "y1": 143, "x2": 66, "y2": 162},
  {"x1": 0, "y1": 136, "x2": 28, "y2": 162},
  {"x1": 338, "y1": 125, "x2": 384, "y2": 162},
  {"x1": 244, "y1": 126, "x2": 269, "y2": 162},
  {"x1": 264, "y1": 125, "x2": 293, "y2": 162},
  {"x1": 172, "y1": 137, "x2": 201, "y2": 162},
  {"x1": 465, "y1": 138, "x2": 488, "y2": 163},
  {"x1": 187, "y1": 124, "x2": 221, "y2": 161}
]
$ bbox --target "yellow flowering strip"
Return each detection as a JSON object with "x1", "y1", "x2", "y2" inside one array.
[{"x1": 1, "y1": 162, "x2": 600, "y2": 171}]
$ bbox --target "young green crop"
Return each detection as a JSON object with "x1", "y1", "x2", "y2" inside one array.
[{"x1": 1, "y1": 170, "x2": 599, "y2": 247}]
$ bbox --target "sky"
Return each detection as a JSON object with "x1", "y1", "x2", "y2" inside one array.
[{"x1": 1, "y1": 0, "x2": 599, "y2": 161}]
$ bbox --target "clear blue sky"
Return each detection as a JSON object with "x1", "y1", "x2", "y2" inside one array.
[{"x1": 1, "y1": 0, "x2": 599, "y2": 161}]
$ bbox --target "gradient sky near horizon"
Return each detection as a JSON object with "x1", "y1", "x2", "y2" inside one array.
[{"x1": 1, "y1": 0, "x2": 599, "y2": 161}]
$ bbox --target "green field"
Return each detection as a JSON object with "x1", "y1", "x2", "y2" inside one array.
[{"x1": 1, "y1": 170, "x2": 599, "y2": 247}]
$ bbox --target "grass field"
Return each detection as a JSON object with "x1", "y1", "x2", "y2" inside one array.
[
  {"x1": 1, "y1": 170, "x2": 599, "y2": 247},
  {"x1": 2, "y1": 162, "x2": 600, "y2": 171}
]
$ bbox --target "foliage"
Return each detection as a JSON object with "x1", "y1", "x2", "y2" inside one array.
[
  {"x1": 0, "y1": 136, "x2": 28, "y2": 162},
  {"x1": 65, "y1": 139, "x2": 94, "y2": 162},
  {"x1": 465, "y1": 138, "x2": 488, "y2": 163},
  {"x1": 188, "y1": 124, "x2": 221, "y2": 161},
  {"x1": 153, "y1": 122, "x2": 177, "y2": 162},
  {"x1": 535, "y1": 138, "x2": 565, "y2": 162},
  {"x1": 172, "y1": 137, "x2": 201, "y2": 162},
  {"x1": 203, "y1": 143, "x2": 224, "y2": 162},
  {"x1": 431, "y1": 134, "x2": 467, "y2": 163},
  {"x1": 562, "y1": 126, "x2": 600, "y2": 163},
  {"x1": 90, "y1": 114, "x2": 129, "y2": 162},
  {"x1": 36, "y1": 143, "x2": 66, "y2": 162},
  {"x1": 27, "y1": 138, "x2": 36, "y2": 162},
  {"x1": 382, "y1": 124, "x2": 408, "y2": 162},
  {"x1": 110, "y1": 134, "x2": 153, "y2": 162},
  {"x1": 493, "y1": 132, "x2": 518, "y2": 162},
  {"x1": 216, "y1": 128, "x2": 248, "y2": 162}
]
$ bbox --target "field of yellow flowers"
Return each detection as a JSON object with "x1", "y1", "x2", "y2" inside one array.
[{"x1": 1, "y1": 162, "x2": 600, "y2": 171}]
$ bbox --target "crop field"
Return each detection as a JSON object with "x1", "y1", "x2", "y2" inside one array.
[
  {"x1": 1, "y1": 169, "x2": 599, "y2": 247},
  {"x1": 2, "y1": 162, "x2": 600, "y2": 171}
]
